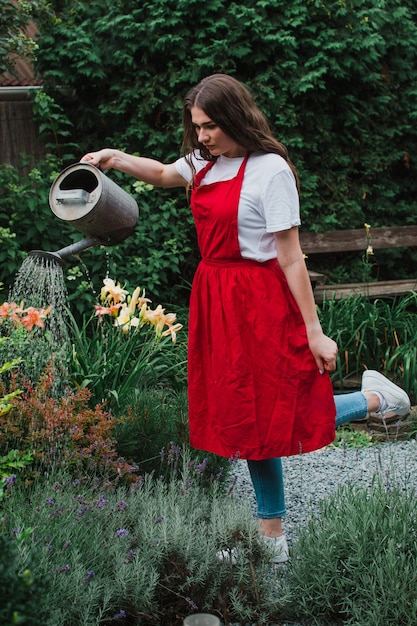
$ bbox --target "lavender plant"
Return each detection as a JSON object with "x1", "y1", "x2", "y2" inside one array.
[
  {"x1": 284, "y1": 478, "x2": 417, "y2": 625},
  {"x1": 2, "y1": 447, "x2": 284, "y2": 625}
]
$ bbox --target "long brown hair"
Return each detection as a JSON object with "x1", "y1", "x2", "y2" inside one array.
[{"x1": 182, "y1": 74, "x2": 299, "y2": 190}]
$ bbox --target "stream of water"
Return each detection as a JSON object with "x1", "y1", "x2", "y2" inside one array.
[{"x1": 9, "y1": 253, "x2": 70, "y2": 351}]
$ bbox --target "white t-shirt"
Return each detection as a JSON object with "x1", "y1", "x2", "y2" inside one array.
[{"x1": 175, "y1": 151, "x2": 300, "y2": 262}]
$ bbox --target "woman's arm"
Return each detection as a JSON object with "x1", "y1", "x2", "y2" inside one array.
[
  {"x1": 80, "y1": 149, "x2": 187, "y2": 188},
  {"x1": 274, "y1": 227, "x2": 338, "y2": 373}
]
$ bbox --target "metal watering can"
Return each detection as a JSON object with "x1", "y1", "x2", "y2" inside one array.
[{"x1": 29, "y1": 162, "x2": 139, "y2": 265}]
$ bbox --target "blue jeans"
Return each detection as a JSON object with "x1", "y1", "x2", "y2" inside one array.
[{"x1": 247, "y1": 391, "x2": 368, "y2": 519}]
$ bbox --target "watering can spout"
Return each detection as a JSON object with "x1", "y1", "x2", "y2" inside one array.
[{"x1": 28, "y1": 236, "x2": 103, "y2": 267}]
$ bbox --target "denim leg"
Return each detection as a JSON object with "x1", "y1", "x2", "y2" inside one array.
[
  {"x1": 335, "y1": 391, "x2": 369, "y2": 427},
  {"x1": 246, "y1": 392, "x2": 368, "y2": 519},
  {"x1": 247, "y1": 458, "x2": 286, "y2": 519}
]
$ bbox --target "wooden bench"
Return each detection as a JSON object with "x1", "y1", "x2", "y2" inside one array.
[{"x1": 299, "y1": 225, "x2": 417, "y2": 303}]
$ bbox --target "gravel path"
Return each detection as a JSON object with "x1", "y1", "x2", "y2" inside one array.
[{"x1": 233, "y1": 439, "x2": 417, "y2": 544}]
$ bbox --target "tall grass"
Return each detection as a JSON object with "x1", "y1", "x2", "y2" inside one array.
[{"x1": 318, "y1": 292, "x2": 417, "y2": 403}]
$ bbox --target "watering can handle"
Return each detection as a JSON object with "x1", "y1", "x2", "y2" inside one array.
[{"x1": 55, "y1": 189, "x2": 93, "y2": 204}]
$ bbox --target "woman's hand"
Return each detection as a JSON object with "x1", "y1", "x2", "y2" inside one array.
[
  {"x1": 307, "y1": 329, "x2": 338, "y2": 374},
  {"x1": 79, "y1": 149, "x2": 185, "y2": 188},
  {"x1": 80, "y1": 149, "x2": 116, "y2": 170}
]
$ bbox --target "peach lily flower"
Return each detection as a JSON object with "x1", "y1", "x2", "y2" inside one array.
[
  {"x1": 100, "y1": 278, "x2": 129, "y2": 305},
  {"x1": 94, "y1": 303, "x2": 122, "y2": 317},
  {"x1": 162, "y1": 322, "x2": 183, "y2": 343},
  {"x1": 141, "y1": 304, "x2": 167, "y2": 334},
  {"x1": 0, "y1": 302, "x2": 22, "y2": 324},
  {"x1": 127, "y1": 286, "x2": 151, "y2": 317},
  {"x1": 114, "y1": 304, "x2": 140, "y2": 333}
]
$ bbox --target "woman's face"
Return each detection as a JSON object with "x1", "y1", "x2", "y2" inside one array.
[{"x1": 190, "y1": 106, "x2": 246, "y2": 158}]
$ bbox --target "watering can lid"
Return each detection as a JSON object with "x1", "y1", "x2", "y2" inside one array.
[{"x1": 49, "y1": 162, "x2": 103, "y2": 221}]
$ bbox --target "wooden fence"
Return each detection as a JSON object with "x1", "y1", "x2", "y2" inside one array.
[{"x1": 0, "y1": 87, "x2": 46, "y2": 171}]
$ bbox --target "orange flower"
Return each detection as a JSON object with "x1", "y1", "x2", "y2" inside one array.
[
  {"x1": 0, "y1": 302, "x2": 22, "y2": 323},
  {"x1": 94, "y1": 303, "x2": 122, "y2": 317},
  {"x1": 20, "y1": 306, "x2": 51, "y2": 331},
  {"x1": 96, "y1": 278, "x2": 182, "y2": 342}
]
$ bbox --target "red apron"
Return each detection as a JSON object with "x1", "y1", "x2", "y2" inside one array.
[{"x1": 188, "y1": 155, "x2": 336, "y2": 460}]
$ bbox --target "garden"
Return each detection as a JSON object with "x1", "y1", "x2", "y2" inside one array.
[
  {"x1": 1, "y1": 254, "x2": 417, "y2": 625},
  {"x1": 2, "y1": 1, "x2": 417, "y2": 624}
]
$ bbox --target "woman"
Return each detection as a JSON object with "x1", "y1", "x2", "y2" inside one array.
[{"x1": 81, "y1": 74, "x2": 410, "y2": 563}]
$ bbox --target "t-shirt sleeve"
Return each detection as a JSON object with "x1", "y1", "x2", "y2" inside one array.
[
  {"x1": 175, "y1": 152, "x2": 208, "y2": 183},
  {"x1": 175, "y1": 156, "x2": 193, "y2": 183},
  {"x1": 262, "y1": 168, "x2": 301, "y2": 233}
]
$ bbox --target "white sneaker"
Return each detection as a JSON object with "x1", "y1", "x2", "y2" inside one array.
[
  {"x1": 216, "y1": 547, "x2": 237, "y2": 565},
  {"x1": 217, "y1": 535, "x2": 289, "y2": 565},
  {"x1": 361, "y1": 370, "x2": 411, "y2": 418},
  {"x1": 260, "y1": 534, "x2": 289, "y2": 564}
]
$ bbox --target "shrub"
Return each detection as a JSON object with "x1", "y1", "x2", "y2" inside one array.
[
  {"x1": 0, "y1": 531, "x2": 51, "y2": 626},
  {"x1": 0, "y1": 447, "x2": 48, "y2": 626},
  {"x1": 0, "y1": 368, "x2": 137, "y2": 484},
  {"x1": 1, "y1": 453, "x2": 284, "y2": 625},
  {"x1": 285, "y1": 479, "x2": 417, "y2": 625},
  {"x1": 31, "y1": 0, "x2": 417, "y2": 301},
  {"x1": 114, "y1": 389, "x2": 227, "y2": 483}
]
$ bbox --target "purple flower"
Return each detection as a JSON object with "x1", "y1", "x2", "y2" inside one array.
[
  {"x1": 56, "y1": 564, "x2": 70, "y2": 573},
  {"x1": 185, "y1": 597, "x2": 198, "y2": 611},
  {"x1": 167, "y1": 442, "x2": 181, "y2": 468},
  {"x1": 113, "y1": 609, "x2": 126, "y2": 619},
  {"x1": 49, "y1": 505, "x2": 66, "y2": 520},
  {"x1": 195, "y1": 458, "x2": 208, "y2": 475},
  {"x1": 97, "y1": 496, "x2": 107, "y2": 509},
  {"x1": 116, "y1": 500, "x2": 128, "y2": 511},
  {"x1": 116, "y1": 528, "x2": 128, "y2": 537},
  {"x1": 227, "y1": 474, "x2": 238, "y2": 495},
  {"x1": 77, "y1": 505, "x2": 89, "y2": 517},
  {"x1": 5, "y1": 474, "x2": 16, "y2": 487},
  {"x1": 45, "y1": 497, "x2": 55, "y2": 506},
  {"x1": 154, "y1": 516, "x2": 164, "y2": 525},
  {"x1": 126, "y1": 549, "x2": 136, "y2": 563},
  {"x1": 63, "y1": 540, "x2": 72, "y2": 551},
  {"x1": 85, "y1": 570, "x2": 95, "y2": 582},
  {"x1": 228, "y1": 451, "x2": 240, "y2": 465}
]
